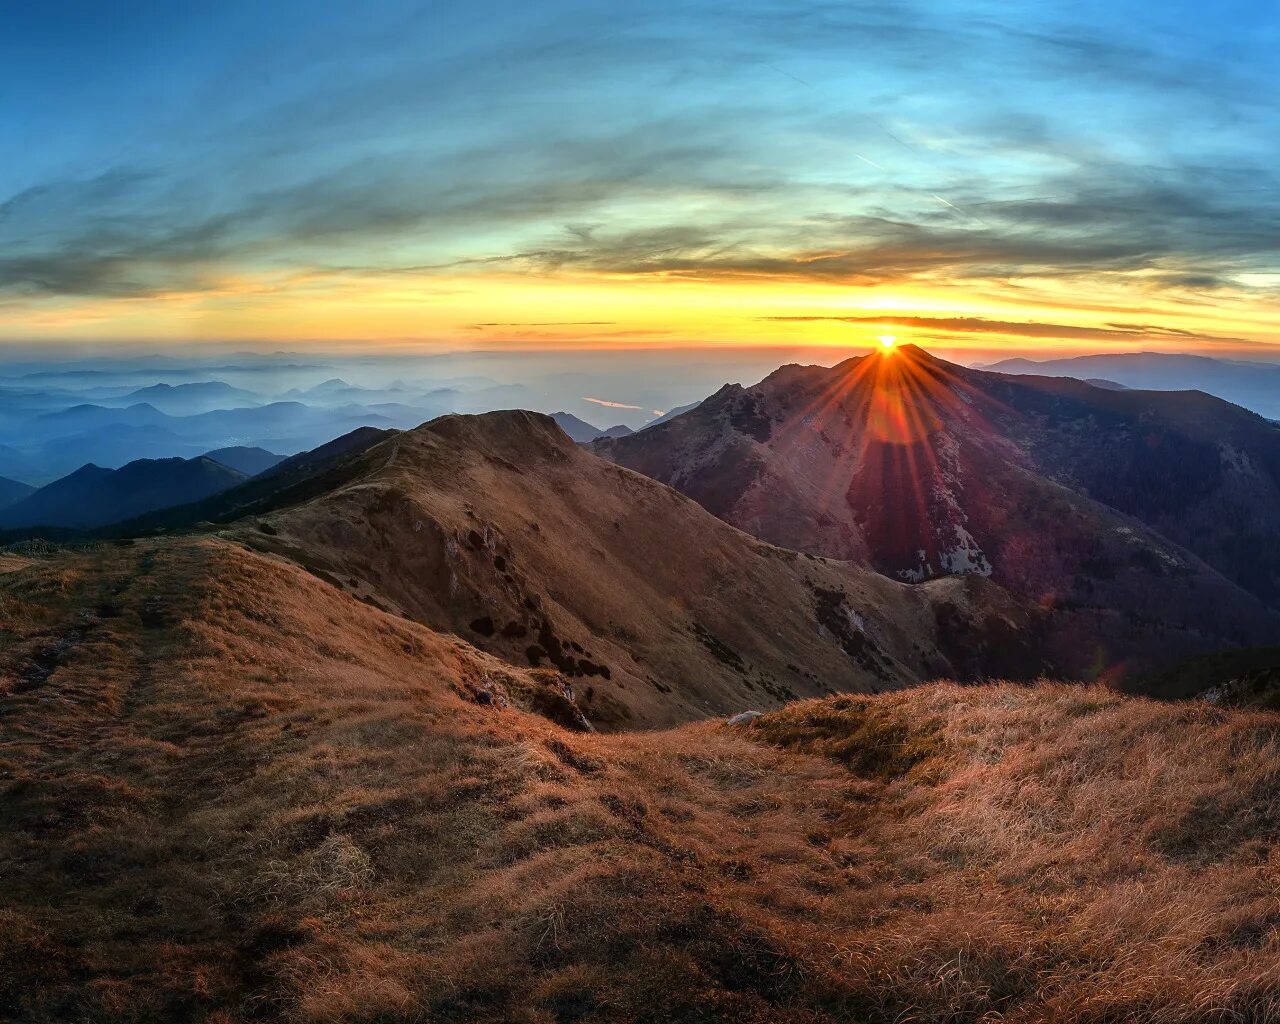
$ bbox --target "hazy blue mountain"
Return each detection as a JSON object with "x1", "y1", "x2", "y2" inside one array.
[
  {"x1": 550, "y1": 411, "x2": 610, "y2": 441},
  {"x1": 0, "y1": 457, "x2": 248, "y2": 530},
  {"x1": 113, "y1": 427, "x2": 398, "y2": 534},
  {"x1": 116, "y1": 381, "x2": 263, "y2": 412},
  {"x1": 0, "y1": 445, "x2": 38, "y2": 483},
  {"x1": 4, "y1": 401, "x2": 401, "y2": 481},
  {"x1": 201, "y1": 446, "x2": 286, "y2": 476},
  {"x1": 0, "y1": 475, "x2": 35, "y2": 509},
  {"x1": 32, "y1": 402, "x2": 172, "y2": 439},
  {"x1": 31, "y1": 425, "x2": 207, "y2": 481},
  {"x1": 981, "y1": 352, "x2": 1280, "y2": 417}
]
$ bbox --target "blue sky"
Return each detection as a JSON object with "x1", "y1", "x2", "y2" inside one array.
[{"x1": 2, "y1": 0, "x2": 1278, "y2": 354}]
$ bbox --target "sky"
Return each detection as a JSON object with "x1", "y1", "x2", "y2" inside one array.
[{"x1": 2, "y1": 0, "x2": 1279, "y2": 361}]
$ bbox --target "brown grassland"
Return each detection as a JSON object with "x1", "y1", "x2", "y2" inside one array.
[{"x1": 2, "y1": 538, "x2": 1279, "y2": 1022}]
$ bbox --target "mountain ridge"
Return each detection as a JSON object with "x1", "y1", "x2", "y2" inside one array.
[
  {"x1": 0, "y1": 456, "x2": 248, "y2": 530},
  {"x1": 225, "y1": 409, "x2": 1053, "y2": 726},
  {"x1": 591, "y1": 346, "x2": 1280, "y2": 677}
]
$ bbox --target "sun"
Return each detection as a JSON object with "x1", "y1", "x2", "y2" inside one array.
[{"x1": 878, "y1": 334, "x2": 897, "y2": 349}]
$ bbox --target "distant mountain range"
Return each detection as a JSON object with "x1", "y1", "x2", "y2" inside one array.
[
  {"x1": 107, "y1": 427, "x2": 399, "y2": 535},
  {"x1": 0, "y1": 475, "x2": 34, "y2": 510},
  {"x1": 980, "y1": 351, "x2": 1280, "y2": 418},
  {"x1": 0, "y1": 374, "x2": 582, "y2": 483},
  {"x1": 0, "y1": 457, "x2": 248, "y2": 530},
  {"x1": 115, "y1": 380, "x2": 263, "y2": 412}
]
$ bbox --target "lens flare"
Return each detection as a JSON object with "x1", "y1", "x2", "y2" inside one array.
[{"x1": 878, "y1": 334, "x2": 897, "y2": 349}]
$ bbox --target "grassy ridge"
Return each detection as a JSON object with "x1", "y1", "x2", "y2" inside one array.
[{"x1": 1, "y1": 540, "x2": 1278, "y2": 1022}]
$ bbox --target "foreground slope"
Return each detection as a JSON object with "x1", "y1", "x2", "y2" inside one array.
[
  {"x1": 2, "y1": 539, "x2": 1278, "y2": 1023},
  {"x1": 236, "y1": 410, "x2": 1035, "y2": 726},
  {"x1": 593, "y1": 346, "x2": 1280, "y2": 675}
]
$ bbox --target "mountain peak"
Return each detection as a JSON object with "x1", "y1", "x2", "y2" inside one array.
[{"x1": 416, "y1": 409, "x2": 578, "y2": 456}]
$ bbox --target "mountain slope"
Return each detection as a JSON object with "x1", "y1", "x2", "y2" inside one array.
[
  {"x1": 112, "y1": 426, "x2": 398, "y2": 534},
  {"x1": 550, "y1": 411, "x2": 610, "y2": 441},
  {"x1": 2, "y1": 539, "x2": 1278, "y2": 1023},
  {"x1": 0, "y1": 456, "x2": 247, "y2": 529},
  {"x1": 646, "y1": 400, "x2": 703, "y2": 428},
  {"x1": 231, "y1": 410, "x2": 1047, "y2": 727},
  {"x1": 983, "y1": 351, "x2": 1280, "y2": 418},
  {"x1": 592, "y1": 346, "x2": 1280, "y2": 676},
  {"x1": 201, "y1": 445, "x2": 286, "y2": 476},
  {"x1": 0, "y1": 475, "x2": 34, "y2": 509}
]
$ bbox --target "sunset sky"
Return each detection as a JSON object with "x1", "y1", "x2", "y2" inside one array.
[{"x1": 3, "y1": 0, "x2": 1279, "y2": 360}]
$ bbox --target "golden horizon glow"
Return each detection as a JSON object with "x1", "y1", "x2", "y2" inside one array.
[{"x1": 1, "y1": 264, "x2": 1278, "y2": 362}]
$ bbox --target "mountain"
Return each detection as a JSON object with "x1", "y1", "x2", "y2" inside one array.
[
  {"x1": 27, "y1": 423, "x2": 207, "y2": 481},
  {"x1": 0, "y1": 456, "x2": 247, "y2": 530},
  {"x1": 32, "y1": 401, "x2": 171, "y2": 437},
  {"x1": 0, "y1": 475, "x2": 34, "y2": 509},
  {"x1": 646, "y1": 399, "x2": 703, "y2": 427},
  {"x1": 201, "y1": 446, "x2": 286, "y2": 476},
  {"x1": 549, "y1": 413, "x2": 634, "y2": 442},
  {"x1": 227, "y1": 410, "x2": 1062, "y2": 727},
  {"x1": 1, "y1": 399, "x2": 406, "y2": 483},
  {"x1": 592, "y1": 345, "x2": 1280, "y2": 677},
  {"x1": 982, "y1": 351, "x2": 1280, "y2": 418},
  {"x1": 117, "y1": 381, "x2": 262, "y2": 411},
  {"x1": 550, "y1": 411, "x2": 611, "y2": 441},
  {"x1": 110, "y1": 426, "x2": 399, "y2": 534},
  {"x1": 0, "y1": 444, "x2": 38, "y2": 482},
  {"x1": 2, "y1": 537, "x2": 1276, "y2": 1022}
]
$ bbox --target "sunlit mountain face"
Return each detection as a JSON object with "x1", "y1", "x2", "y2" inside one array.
[
  {"x1": 592, "y1": 345, "x2": 1280, "y2": 678},
  {"x1": 2, "y1": 2, "x2": 1278, "y2": 361}
]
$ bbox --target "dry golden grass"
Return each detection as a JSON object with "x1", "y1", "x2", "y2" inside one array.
[{"x1": 1, "y1": 538, "x2": 1278, "y2": 1022}]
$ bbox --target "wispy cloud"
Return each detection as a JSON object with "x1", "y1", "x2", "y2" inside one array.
[
  {"x1": 470, "y1": 321, "x2": 618, "y2": 329},
  {"x1": 1, "y1": 0, "x2": 1277, "y2": 349},
  {"x1": 759, "y1": 315, "x2": 1248, "y2": 346}
]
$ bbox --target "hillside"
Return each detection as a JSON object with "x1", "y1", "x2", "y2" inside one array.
[
  {"x1": 547, "y1": 413, "x2": 635, "y2": 443},
  {"x1": 0, "y1": 456, "x2": 248, "y2": 530},
  {"x1": 233, "y1": 410, "x2": 1044, "y2": 727},
  {"x1": 201, "y1": 446, "x2": 286, "y2": 476},
  {"x1": 110, "y1": 426, "x2": 398, "y2": 534},
  {"x1": 592, "y1": 345, "x2": 1280, "y2": 676},
  {"x1": 0, "y1": 475, "x2": 34, "y2": 510},
  {"x1": 3, "y1": 538, "x2": 1278, "y2": 1022}
]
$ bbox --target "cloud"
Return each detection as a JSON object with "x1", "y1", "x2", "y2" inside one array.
[
  {"x1": 582, "y1": 396, "x2": 643, "y2": 409},
  {"x1": 470, "y1": 321, "x2": 618, "y2": 329},
  {"x1": 758, "y1": 314, "x2": 1249, "y2": 346},
  {"x1": 2, "y1": 0, "x2": 1277, "y2": 314}
]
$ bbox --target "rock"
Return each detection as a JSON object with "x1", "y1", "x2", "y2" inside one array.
[{"x1": 727, "y1": 710, "x2": 763, "y2": 726}]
